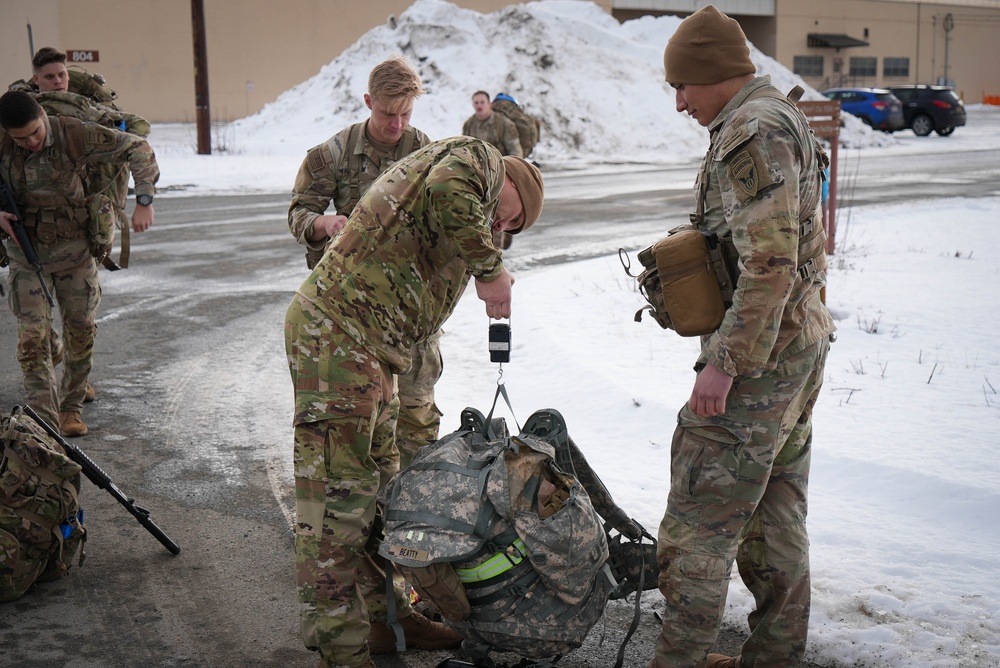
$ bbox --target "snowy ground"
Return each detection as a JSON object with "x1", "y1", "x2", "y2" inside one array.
[{"x1": 137, "y1": 1, "x2": 999, "y2": 665}]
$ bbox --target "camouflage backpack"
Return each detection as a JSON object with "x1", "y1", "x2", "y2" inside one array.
[
  {"x1": 492, "y1": 94, "x2": 541, "y2": 157},
  {"x1": 0, "y1": 406, "x2": 86, "y2": 602},
  {"x1": 67, "y1": 68, "x2": 120, "y2": 107},
  {"x1": 8, "y1": 66, "x2": 119, "y2": 108},
  {"x1": 379, "y1": 407, "x2": 656, "y2": 667}
]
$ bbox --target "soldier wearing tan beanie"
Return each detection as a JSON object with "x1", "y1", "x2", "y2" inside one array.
[
  {"x1": 501, "y1": 155, "x2": 544, "y2": 234},
  {"x1": 663, "y1": 4, "x2": 755, "y2": 85},
  {"x1": 648, "y1": 6, "x2": 835, "y2": 668}
]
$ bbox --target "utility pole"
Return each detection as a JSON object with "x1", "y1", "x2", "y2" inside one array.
[
  {"x1": 943, "y1": 13, "x2": 954, "y2": 87},
  {"x1": 191, "y1": 0, "x2": 211, "y2": 155}
]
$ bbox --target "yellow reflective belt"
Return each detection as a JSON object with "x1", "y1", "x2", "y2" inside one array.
[{"x1": 455, "y1": 538, "x2": 527, "y2": 584}]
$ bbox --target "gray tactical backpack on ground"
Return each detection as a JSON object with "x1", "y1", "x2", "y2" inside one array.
[{"x1": 379, "y1": 406, "x2": 657, "y2": 668}]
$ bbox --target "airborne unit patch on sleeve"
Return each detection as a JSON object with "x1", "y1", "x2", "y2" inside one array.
[
  {"x1": 726, "y1": 141, "x2": 777, "y2": 205},
  {"x1": 729, "y1": 149, "x2": 758, "y2": 199}
]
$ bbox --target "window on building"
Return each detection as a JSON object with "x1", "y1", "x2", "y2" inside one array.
[
  {"x1": 850, "y1": 57, "x2": 877, "y2": 78},
  {"x1": 794, "y1": 55, "x2": 824, "y2": 78},
  {"x1": 884, "y1": 57, "x2": 910, "y2": 77}
]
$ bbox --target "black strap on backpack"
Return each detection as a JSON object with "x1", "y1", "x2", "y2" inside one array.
[{"x1": 520, "y1": 408, "x2": 658, "y2": 668}]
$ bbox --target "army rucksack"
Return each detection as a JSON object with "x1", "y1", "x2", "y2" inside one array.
[
  {"x1": 67, "y1": 68, "x2": 119, "y2": 107},
  {"x1": 492, "y1": 94, "x2": 541, "y2": 157},
  {"x1": 0, "y1": 406, "x2": 87, "y2": 602},
  {"x1": 379, "y1": 406, "x2": 656, "y2": 667}
]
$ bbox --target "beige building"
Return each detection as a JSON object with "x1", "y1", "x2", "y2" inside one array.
[
  {"x1": 2, "y1": 0, "x2": 997, "y2": 124},
  {"x1": 614, "y1": 0, "x2": 1000, "y2": 103}
]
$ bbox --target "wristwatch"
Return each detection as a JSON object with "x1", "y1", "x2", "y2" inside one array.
[{"x1": 136, "y1": 194, "x2": 154, "y2": 207}]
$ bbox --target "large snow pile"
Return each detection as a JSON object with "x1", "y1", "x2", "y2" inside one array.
[{"x1": 230, "y1": 0, "x2": 886, "y2": 166}]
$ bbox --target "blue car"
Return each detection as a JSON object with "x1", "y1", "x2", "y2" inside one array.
[{"x1": 822, "y1": 87, "x2": 906, "y2": 132}]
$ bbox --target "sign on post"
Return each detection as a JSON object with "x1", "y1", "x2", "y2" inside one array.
[{"x1": 797, "y1": 99, "x2": 840, "y2": 256}]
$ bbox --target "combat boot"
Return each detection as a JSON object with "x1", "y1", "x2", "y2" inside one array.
[
  {"x1": 368, "y1": 611, "x2": 463, "y2": 653},
  {"x1": 59, "y1": 411, "x2": 88, "y2": 437},
  {"x1": 705, "y1": 654, "x2": 738, "y2": 668},
  {"x1": 84, "y1": 383, "x2": 97, "y2": 402}
]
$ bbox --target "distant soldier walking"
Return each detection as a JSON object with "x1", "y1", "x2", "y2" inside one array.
[
  {"x1": 462, "y1": 90, "x2": 523, "y2": 158},
  {"x1": 0, "y1": 91, "x2": 159, "y2": 436}
]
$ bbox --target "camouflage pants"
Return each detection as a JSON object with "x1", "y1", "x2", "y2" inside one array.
[
  {"x1": 285, "y1": 294, "x2": 413, "y2": 668},
  {"x1": 653, "y1": 337, "x2": 830, "y2": 668},
  {"x1": 396, "y1": 330, "x2": 444, "y2": 470},
  {"x1": 5, "y1": 257, "x2": 100, "y2": 427}
]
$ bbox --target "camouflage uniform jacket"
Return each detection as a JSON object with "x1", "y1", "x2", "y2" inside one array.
[
  {"x1": 297, "y1": 137, "x2": 506, "y2": 374},
  {"x1": 695, "y1": 76, "x2": 835, "y2": 378},
  {"x1": 288, "y1": 120, "x2": 431, "y2": 258},
  {"x1": 0, "y1": 113, "x2": 159, "y2": 272},
  {"x1": 462, "y1": 112, "x2": 523, "y2": 157}
]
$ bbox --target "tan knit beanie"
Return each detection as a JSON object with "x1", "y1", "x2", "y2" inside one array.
[
  {"x1": 501, "y1": 156, "x2": 544, "y2": 233},
  {"x1": 663, "y1": 5, "x2": 755, "y2": 85}
]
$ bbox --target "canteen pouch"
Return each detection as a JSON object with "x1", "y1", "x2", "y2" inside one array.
[{"x1": 635, "y1": 224, "x2": 729, "y2": 337}]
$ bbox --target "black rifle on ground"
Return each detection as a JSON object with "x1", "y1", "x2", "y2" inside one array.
[
  {"x1": 0, "y1": 176, "x2": 55, "y2": 307},
  {"x1": 20, "y1": 404, "x2": 181, "y2": 556}
]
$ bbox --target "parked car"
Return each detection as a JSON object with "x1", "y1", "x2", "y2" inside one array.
[
  {"x1": 821, "y1": 87, "x2": 906, "y2": 132},
  {"x1": 886, "y1": 84, "x2": 967, "y2": 136}
]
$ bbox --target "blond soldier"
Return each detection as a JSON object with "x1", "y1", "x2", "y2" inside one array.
[
  {"x1": 0, "y1": 91, "x2": 158, "y2": 436},
  {"x1": 648, "y1": 6, "x2": 836, "y2": 668},
  {"x1": 285, "y1": 137, "x2": 543, "y2": 668},
  {"x1": 462, "y1": 90, "x2": 523, "y2": 158},
  {"x1": 288, "y1": 56, "x2": 449, "y2": 468}
]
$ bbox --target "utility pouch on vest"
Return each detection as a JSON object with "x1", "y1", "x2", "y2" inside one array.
[
  {"x1": 398, "y1": 561, "x2": 472, "y2": 622},
  {"x1": 628, "y1": 224, "x2": 730, "y2": 337},
  {"x1": 85, "y1": 193, "x2": 116, "y2": 260}
]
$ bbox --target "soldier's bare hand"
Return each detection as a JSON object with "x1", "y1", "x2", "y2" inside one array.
[
  {"x1": 688, "y1": 363, "x2": 734, "y2": 417},
  {"x1": 131, "y1": 204, "x2": 154, "y2": 232},
  {"x1": 475, "y1": 267, "x2": 515, "y2": 319},
  {"x1": 311, "y1": 215, "x2": 348, "y2": 241}
]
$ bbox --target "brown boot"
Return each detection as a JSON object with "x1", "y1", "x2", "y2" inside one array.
[
  {"x1": 59, "y1": 411, "x2": 88, "y2": 437},
  {"x1": 705, "y1": 654, "x2": 738, "y2": 668},
  {"x1": 84, "y1": 383, "x2": 96, "y2": 403},
  {"x1": 368, "y1": 611, "x2": 463, "y2": 654}
]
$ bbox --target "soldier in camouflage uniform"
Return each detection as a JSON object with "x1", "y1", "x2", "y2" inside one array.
[
  {"x1": 462, "y1": 90, "x2": 523, "y2": 158},
  {"x1": 648, "y1": 7, "x2": 836, "y2": 668},
  {"x1": 0, "y1": 91, "x2": 159, "y2": 437},
  {"x1": 289, "y1": 56, "x2": 444, "y2": 469},
  {"x1": 10, "y1": 47, "x2": 150, "y2": 236},
  {"x1": 11, "y1": 47, "x2": 152, "y2": 402},
  {"x1": 284, "y1": 136, "x2": 543, "y2": 668}
]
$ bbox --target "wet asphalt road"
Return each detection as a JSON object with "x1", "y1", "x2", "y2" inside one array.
[{"x1": 2, "y1": 116, "x2": 1000, "y2": 668}]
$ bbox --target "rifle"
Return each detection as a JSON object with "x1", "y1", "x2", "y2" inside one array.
[
  {"x1": 0, "y1": 176, "x2": 55, "y2": 307},
  {"x1": 19, "y1": 404, "x2": 181, "y2": 556}
]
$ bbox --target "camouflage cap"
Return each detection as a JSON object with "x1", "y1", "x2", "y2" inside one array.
[{"x1": 501, "y1": 156, "x2": 543, "y2": 234}]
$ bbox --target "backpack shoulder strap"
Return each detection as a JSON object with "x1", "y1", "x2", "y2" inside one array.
[
  {"x1": 59, "y1": 116, "x2": 87, "y2": 164},
  {"x1": 397, "y1": 126, "x2": 417, "y2": 158},
  {"x1": 340, "y1": 122, "x2": 366, "y2": 215}
]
